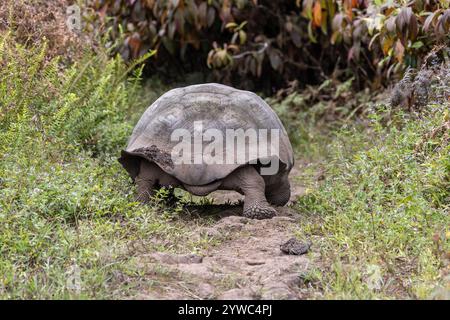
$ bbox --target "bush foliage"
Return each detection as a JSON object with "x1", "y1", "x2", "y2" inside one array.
[
  {"x1": 294, "y1": 99, "x2": 449, "y2": 298},
  {"x1": 87, "y1": 0, "x2": 450, "y2": 91},
  {"x1": 1, "y1": 24, "x2": 219, "y2": 298},
  {"x1": 0, "y1": 33, "x2": 170, "y2": 298}
]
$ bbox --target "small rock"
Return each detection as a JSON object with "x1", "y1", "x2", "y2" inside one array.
[
  {"x1": 280, "y1": 238, "x2": 311, "y2": 255},
  {"x1": 245, "y1": 259, "x2": 266, "y2": 266},
  {"x1": 271, "y1": 216, "x2": 296, "y2": 223},
  {"x1": 149, "y1": 252, "x2": 203, "y2": 265}
]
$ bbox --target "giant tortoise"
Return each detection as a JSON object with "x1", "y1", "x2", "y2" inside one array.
[{"x1": 119, "y1": 83, "x2": 294, "y2": 219}]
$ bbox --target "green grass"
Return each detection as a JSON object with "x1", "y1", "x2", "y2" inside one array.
[
  {"x1": 0, "y1": 33, "x2": 214, "y2": 299},
  {"x1": 292, "y1": 104, "x2": 449, "y2": 299}
]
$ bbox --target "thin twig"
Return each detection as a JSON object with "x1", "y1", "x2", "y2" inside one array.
[{"x1": 232, "y1": 42, "x2": 268, "y2": 59}]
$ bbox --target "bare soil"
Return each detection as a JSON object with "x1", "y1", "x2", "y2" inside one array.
[{"x1": 132, "y1": 161, "x2": 314, "y2": 300}]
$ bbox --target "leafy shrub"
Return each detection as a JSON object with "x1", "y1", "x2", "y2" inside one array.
[
  {"x1": 0, "y1": 32, "x2": 154, "y2": 156},
  {"x1": 327, "y1": 0, "x2": 450, "y2": 85},
  {"x1": 293, "y1": 62, "x2": 450, "y2": 298},
  {"x1": 0, "y1": 29, "x2": 158, "y2": 239},
  {"x1": 86, "y1": 0, "x2": 450, "y2": 92},
  {"x1": 0, "y1": 30, "x2": 207, "y2": 298}
]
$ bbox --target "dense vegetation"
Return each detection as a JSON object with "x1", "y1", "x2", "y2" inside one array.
[
  {"x1": 269, "y1": 59, "x2": 450, "y2": 298},
  {"x1": 294, "y1": 101, "x2": 449, "y2": 298},
  {"x1": 88, "y1": 0, "x2": 450, "y2": 91},
  {"x1": 0, "y1": 0, "x2": 448, "y2": 299},
  {"x1": 0, "y1": 33, "x2": 202, "y2": 298}
]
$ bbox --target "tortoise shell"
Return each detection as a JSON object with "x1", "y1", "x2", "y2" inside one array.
[{"x1": 119, "y1": 83, "x2": 294, "y2": 185}]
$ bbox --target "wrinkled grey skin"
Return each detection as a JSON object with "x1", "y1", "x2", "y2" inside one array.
[{"x1": 119, "y1": 83, "x2": 294, "y2": 219}]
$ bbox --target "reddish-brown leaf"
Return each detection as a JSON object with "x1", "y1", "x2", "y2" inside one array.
[
  {"x1": 313, "y1": 1, "x2": 322, "y2": 27},
  {"x1": 144, "y1": 0, "x2": 155, "y2": 10},
  {"x1": 128, "y1": 33, "x2": 141, "y2": 58},
  {"x1": 396, "y1": 7, "x2": 413, "y2": 45},
  {"x1": 409, "y1": 12, "x2": 418, "y2": 40},
  {"x1": 198, "y1": 2, "x2": 207, "y2": 28},
  {"x1": 98, "y1": 4, "x2": 108, "y2": 22},
  {"x1": 395, "y1": 40, "x2": 405, "y2": 62}
]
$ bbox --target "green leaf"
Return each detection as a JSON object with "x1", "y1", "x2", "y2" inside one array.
[
  {"x1": 307, "y1": 21, "x2": 318, "y2": 43},
  {"x1": 239, "y1": 30, "x2": 247, "y2": 44},
  {"x1": 410, "y1": 41, "x2": 424, "y2": 49},
  {"x1": 225, "y1": 22, "x2": 238, "y2": 29}
]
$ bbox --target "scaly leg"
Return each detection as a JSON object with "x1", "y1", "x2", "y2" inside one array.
[
  {"x1": 135, "y1": 160, "x2": 159, "y2": 203},
  {"x1": 221, "y1": 165, "x2": 277, "y2": 219},
  {"x1": 265, "y1": 173, "x2": 291, "y2": 206}
]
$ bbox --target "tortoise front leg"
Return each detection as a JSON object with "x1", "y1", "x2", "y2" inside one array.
[
  {"x1": 265, "y1": 173, "x2": 291, "y2": 206},
  {"x1": 135, "y1": 159, "x2": 182, "y2": 203},
  {"x1": 135, "y1": 159, "x2": 160, "y2": 203},
  {"x1": 135, "y1": 177, "x2": 156, "y2": 203},
  {"x1": 222, "y1": 165, "x2": 277, "y2": 219}
]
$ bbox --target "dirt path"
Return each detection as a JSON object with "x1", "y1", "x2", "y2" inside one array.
[{"x1": 133, "y1": 161, "x2": 312, "y2": 300}]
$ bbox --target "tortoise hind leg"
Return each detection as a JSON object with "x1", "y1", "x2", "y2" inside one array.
[
  {"x1": 221, "y1": 165, "x2": 276, "y2": 219},
  {"x1": 135, "y1": 160, "x2": 158, "y2": 203},
  {"x1": 265, "y1": 173, "x2": 291, "y2": 206}
]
